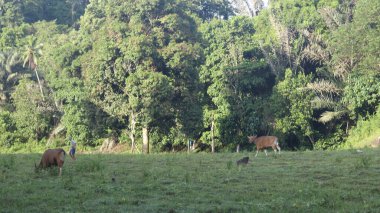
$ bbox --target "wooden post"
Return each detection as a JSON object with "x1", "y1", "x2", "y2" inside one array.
[
  {"x1": 211, "y1": 120, "x2": 215, "y2": 153},
  {"x1": 142, "y1": 127, "x2": 149, "y2": 154},
  {"x1": 129, "y1": 111, "x2": 136, "y2": 153}
]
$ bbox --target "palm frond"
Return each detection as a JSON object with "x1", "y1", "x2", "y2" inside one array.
[
  {"x1": 0, "y1": 52, "x2": 5, "y2": 63},
  {"x1": 319, "y1": 8, "x2": 342, "y2": 29},
  {"x1": 6, "y1": 73, "x2": 19, "y2": 82},
  {"x1": 307, "y1": 80, "x2": 342, "y2": 96},
  {"x1": 23, "y1": 55, "x2": 29, "y2": 68},
  {"x1": 318, "y1": 110, "x2": 347, "y2": 123},
  {"x1": 33, "y1": 54, "x2": 38, "y2": 66},
  {"x1": 311, "y1": 96, "x2": 336, "y2": 109},
  {"x1": 5, "y1": 52, "x2": 18, "y2": 73},
  {"x1": 332, "y1": 60, "x2": 351, "y2": 80},
  {"x1": 302, "y1": 45, "x2": 327, "y2": 64},
  {"x1": 300, "y1": 29, "x2": 330, "y2": 65},
  {"x1": 318, "y1": 111, "x2": 342, "y2": 124}
]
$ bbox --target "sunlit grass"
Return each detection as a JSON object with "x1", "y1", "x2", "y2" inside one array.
[{"x1": 1, "y1": 149, "x2": 380, "y2": 212}]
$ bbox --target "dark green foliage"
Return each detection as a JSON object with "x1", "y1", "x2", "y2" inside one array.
[
  {"x1": 315, "y1": 128, "x2": 345, "y2": 150},
  {"x1": 344, "y1": 74, "x2": 380, "y2": 119},
  {"x1": 158, "y1": 127, "x2": 189, "y2": 151},
  {"x1": 0, "y1": 0, "x2": 88, "y2": 27},
  {"x1": 62, "y1": 103, "x2": 98, "y2": 146},
  {"x1": 77, "y1": 0, "x2": 205, "y2": 151},
  {"x1": 0, "y1": 24, "x2": 29, "y2": 50},
  {"x1": 270, "y1": 0, "x2": 325, "y2": 28},
  {"x1": 199, "y1": 16, "x2": 275, "y2": 150},
  {"x1": 186, "y1": 0, "x2": 234, "y2": 20},
  {"x1": 0, "y1": 110, "x2": 16, "y2": 147},
  {"x1": 0, "y1": 0, "x2": 24, "y2": 28},
  {"x1": 272, "y1": 69, "x2": 315, "y2": 148},
  {"x1": 11, "y1": 79, "x2": 55, "y2": 142},
  {"x1": 125, "y1": 71, "x2": 174, "y2": 126},
  {"x1": 0, "y1": 0, "x2": 378, "y2": 151}
]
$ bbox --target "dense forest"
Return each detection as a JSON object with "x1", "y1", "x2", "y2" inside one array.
[{"x1": 0, "y1": 0, "x2": 379, "y2": 153}]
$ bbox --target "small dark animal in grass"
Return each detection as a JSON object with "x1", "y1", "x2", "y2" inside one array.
[
  {"x1": 248, "y1": 135, "x2": 281, "y2": 157},
  {"x1": 35, "y1": 148, "x2": 66, "y2": 176},
  {"x1": 236, "y1": 157, "x2": 250, "y2": 166},
  {"x1": 112, "y1": 171, "x2": 116, "y2": 183}
]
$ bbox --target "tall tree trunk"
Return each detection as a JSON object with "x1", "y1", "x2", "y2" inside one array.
[
  {"x1": 307, "y1": 135, "x2": 314, "y2": 149},
  {"x1": 70, "y1": 1, "x2": 75, "y2": 24},
  {"x1": 211, "y1": 120, "x2": 215, "y2": 153},
  {"x1": 129, "y1": 111, "x2": 136, "y2": 153},
  {"x1": 242, "y1": 0, "x2": 254, "y2": 17},
  {"x1": 34, "y1": 68, "x2": 44, "y2": 101},
  {"x1": 142, "y1": 126, "x2": 149, "y2": 154}
]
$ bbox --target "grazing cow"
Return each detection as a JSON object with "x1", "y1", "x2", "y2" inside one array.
[
  {"x1": 35, "y1": 148, "x2": 66, "y2": 176},
  {"x1": 236, "y1": 156, "x2": 250, "y2": 166},
  {"x1": 248, "y1": 135, "x2": 281, "y2": 157}
]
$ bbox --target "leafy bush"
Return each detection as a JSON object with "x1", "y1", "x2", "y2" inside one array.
[
  {"x1": 11, "y1": 79, "x2": 55, "y2": 142},
  {"x1": 0, "y1": 110, "x2": 16, "y2": 147},
  {"x1": 344, "y1": 74, "x2": 380, "y2": 119},
  {"x1": 315, "y1": 128, "x2": 345, "y2": 150}
]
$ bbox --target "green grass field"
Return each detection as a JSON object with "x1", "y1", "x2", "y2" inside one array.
[{"x1": 1, "y1": 149, "x2": 380, "y2": 212}]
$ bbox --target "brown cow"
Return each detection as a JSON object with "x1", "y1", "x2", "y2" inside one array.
[
  {"x1": 248, "y1": 135, "x2": 281, "y2": 157},
  {"x1": 35, "y1": 148, "x2": 66, "y2": 176}
]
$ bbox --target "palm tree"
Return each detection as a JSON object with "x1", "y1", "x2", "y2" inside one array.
[
  {"x1": 303, "y1": 1, "x2": 359, "y2": 133},
  {"x1": 307, "y1": 79, "x2": 351, "y2": 133},
  {"x1": 22, "y1": 36, "x2": 44, "y2": 100},
  {"x1": 0, "y1": 50, "x2": 21, "y2": 105}
]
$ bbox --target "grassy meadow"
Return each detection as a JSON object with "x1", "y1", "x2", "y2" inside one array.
[{"x1": 1, "y1": 149, "x2": 380, "y2": 212}]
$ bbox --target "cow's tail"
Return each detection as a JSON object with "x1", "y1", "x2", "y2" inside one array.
[
  {"x1": 59, "y1": 149, "x2": 66, "y2": 162},
  {"x1": 274, "y1": 138, "x2": 279, "y2": 146}
]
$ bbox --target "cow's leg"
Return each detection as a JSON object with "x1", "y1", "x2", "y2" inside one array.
[
  {"x1": 59, "y1": 167, "x2": 62, "y2": 176},
  {"x1": 274, "y1": 139, "x2": 281, "y2": 154},
  {"x1": 255, "y1": 150, "x2": 259, "y2": 157},
  {"x1": 264, "y1": 149, "x2": 268, "y2": 156},
  {"x1": 272, "y1": 145, "x2": 277, "y2": 154}
]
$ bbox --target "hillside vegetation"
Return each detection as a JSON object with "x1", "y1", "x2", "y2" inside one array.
[{"x1": 0, "y1": 0, "x2": 379, "y2": 152}]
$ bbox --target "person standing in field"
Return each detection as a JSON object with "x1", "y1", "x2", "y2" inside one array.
[{"x1": 69, "y1": 137, "x2": 77, "y2": 160}]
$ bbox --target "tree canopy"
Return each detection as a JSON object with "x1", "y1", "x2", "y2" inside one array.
[{"x1": 0, "y1": 0, "x2": 379, "y2": 152}]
